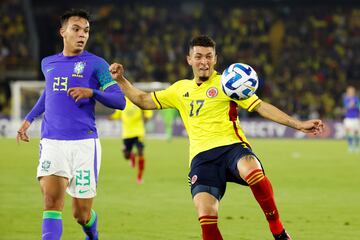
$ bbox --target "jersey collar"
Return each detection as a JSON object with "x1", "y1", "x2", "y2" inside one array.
[{"x1": 193, "y1": 70, "x2": 219, "y2": 87}]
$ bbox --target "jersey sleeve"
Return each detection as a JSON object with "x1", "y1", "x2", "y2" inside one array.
[
  {"x1": 236, "y1": 94, "x2": 262, "y2": 112},
  {"x1": 151, "y1": 83, "x2": 179, "y2": 109},
  {"x1": 143, "y1": 110, "x2": 153, "y2": 119},
  {"x1": 110, "y1": 109, "x2": 122, "y2": 120},
  {"x1": 94, "y1": 58, "x2": 117, "y2": 90},
  {"x1": 25, "y1": 90, "x2": 46, "y2": 123}
]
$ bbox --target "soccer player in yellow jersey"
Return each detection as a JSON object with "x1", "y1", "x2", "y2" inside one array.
[
  {"x1": 109, "y1": 35, "x2": 324, "y2": 240},
  {"x1": 110, "y1": 98, "x2": 153, "y2": 183}
]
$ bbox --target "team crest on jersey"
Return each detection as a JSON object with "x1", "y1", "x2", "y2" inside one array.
[
  {"x1": 191, "y1": 175, "x2": 198, "y2": 185},
  {"x1": 206, "y1": 87, "x2": 218, "y2": 98},
  {"x1": 72, "y1": 61, "x2": 86, "y2": 78}
]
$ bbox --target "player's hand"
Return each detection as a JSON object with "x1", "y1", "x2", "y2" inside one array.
[
  {"x1": 299, "y1": 119, "x2": 324, "y2": 135},
  {"x1": 67, "y1": 87, "x2": 93, "y2": 102},
  {"x1": 109, "y1": 63, "x2": 125, "y2": 82},
  {"x1": 16, "y1": 120, "x2": 31, "y2": 143}
]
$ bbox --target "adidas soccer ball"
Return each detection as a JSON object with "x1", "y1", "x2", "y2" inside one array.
[{"x1": 221, "y1": 63, "x2": 259, "y2": 100}]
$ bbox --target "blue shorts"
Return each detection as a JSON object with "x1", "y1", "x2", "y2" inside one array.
[
  {"x1": 123, "y1": 137, "x2": 144, "y2": 152},
  {"x1": 188, "y1": 143, "x2": 263, "y2": 201}
]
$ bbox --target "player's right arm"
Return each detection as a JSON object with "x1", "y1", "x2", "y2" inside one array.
[
  {"x1": 109, "y1": 63, "x2": 157, "y2": 110},
  {"x1": 254, "y1": 101, "x2": 324, "y2": 135},
  {"x1": 17, "y1": 90, "x2": 46, "y2": 143}
]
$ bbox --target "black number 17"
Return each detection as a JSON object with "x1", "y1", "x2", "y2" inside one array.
[{"x1": 189, "y1": 100, "x2": 204, "y2": 117}]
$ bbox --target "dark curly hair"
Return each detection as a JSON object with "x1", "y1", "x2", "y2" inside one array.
[
  {"x1": 60, "y1": 9, "x2": 90, "y2": 26},
  {"x1": 189, "y1": 35, "x2": 216, "y2": 51}
]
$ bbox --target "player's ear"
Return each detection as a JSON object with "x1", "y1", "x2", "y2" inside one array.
[
  {"x1": 214, "y1": 54, "x2": 218, "y2": 65},
  {"x1": 186, "y1": 55, "x2": 192, "y2": 65},
  {"x1": 59, "y1": 27, "x2": 65, "y2": 37}
]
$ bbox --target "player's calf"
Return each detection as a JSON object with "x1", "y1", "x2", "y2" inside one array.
[
  {"x1": 42, "y1": 210, "x2": 63, "y2": 240},
  {"x1": 198, "y1": 215, "x2": 223, "y2": 240},
  {"x1": 81, "y1": 209, "x2": 98, "y2": 240},
  {"x1": 273, "y1": 229, "x2": 292, "y2": 240}
]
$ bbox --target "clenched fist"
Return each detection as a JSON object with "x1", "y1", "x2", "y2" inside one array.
[{"x1": 109, "y1": 63, "x2": 125, "y2": 82}]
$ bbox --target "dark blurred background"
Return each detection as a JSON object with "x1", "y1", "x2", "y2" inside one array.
[{"x1": 1, "y1": 0, "x2": 360, "y2": 120}]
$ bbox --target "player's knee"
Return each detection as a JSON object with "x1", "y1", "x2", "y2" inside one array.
[
  {"x1": 123, "y1": 150, "x2": 130, "y2": 159},
  {"x1": 73, "y1": 209, "x2": 90, "y2": 225},
  {"x1": 43, "y1": 194, "x2": 64, "y2": 210},
  {"x1": 193, "y1": 192, "x2": 219, "y2": 216},
  {"x1": 197, "y1": 203, "x2": 217, "y2": 216},
  {"x1": 237, "y1": 155, "x2": 262, "y2": 179}
]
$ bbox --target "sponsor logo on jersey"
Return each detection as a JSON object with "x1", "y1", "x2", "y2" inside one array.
[
  {"x1": 206, "y1": 87, "x2": 218, "y2": 98},
  {"x1": 72, "y1": 61, "x2": 86, "y2": 78},
  {"x1": 183, "y1": 92, "x2": 189, "y2": 97}
]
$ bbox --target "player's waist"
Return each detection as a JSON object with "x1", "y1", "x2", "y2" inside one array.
[
  {"x1": 188, "y1": 137, "x2": 249, "y2": 163},
  {"x1": 41, "y1": 126, "x2": 98, "y2": 140}
]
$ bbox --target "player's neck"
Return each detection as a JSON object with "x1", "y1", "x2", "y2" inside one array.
[{"x1": 62, "y1": 48, "x2": 84, "y2": 57}]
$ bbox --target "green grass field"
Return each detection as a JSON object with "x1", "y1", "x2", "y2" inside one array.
[{"x1": 0, "y1": 137, "x2": 359, "y2": 240}]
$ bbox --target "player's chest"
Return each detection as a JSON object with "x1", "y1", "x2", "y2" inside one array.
[
  {"x1": 44, "y1": 61, "x2": 95, "y2": 91},
  {"x1": 178, "y1": 85, "x2": 228, "y2": 117}
]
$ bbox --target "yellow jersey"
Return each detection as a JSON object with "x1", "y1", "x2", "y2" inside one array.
[
  {"x1": 110, "y1": 98, "x2": 153, "y2": 139},
  {"x1": 151, "y1": 71, "x2": 261, "y2": 163}
]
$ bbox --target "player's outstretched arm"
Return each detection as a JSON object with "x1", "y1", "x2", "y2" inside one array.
[
  {"x1": 254, "y1": 101, "x2": 324, "y2": 135},
  {"x1": 109, "y1": 63, "x2": 157, "y2": 110}
]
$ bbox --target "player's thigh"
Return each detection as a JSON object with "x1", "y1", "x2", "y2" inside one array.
[
  {"x1": 39, "y1": 175, "x2": 68, "y2": 209},
  {"x1": 67, "y1": 139, "x2": 101, "y2": 199},
  {"x1": 344, "y1": 118, "x2": 359, "y2": 134},
  {"x1": 189, "y1": 158, "x2": 226, "y2": 200},
  {"x1": 123, "y1": 138, "x2": 136, "y2": 154}
]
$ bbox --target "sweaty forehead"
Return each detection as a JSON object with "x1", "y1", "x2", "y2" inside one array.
[
  {"x1": 190, "y1": 46, "x2": 215, "y2": 56},
  {"x1": 66, "y1": 16, "x2": 89, "y2": 28}
]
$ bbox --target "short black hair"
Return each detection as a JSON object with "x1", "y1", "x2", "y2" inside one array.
[
  {"x1": 189, "y1": 35, "x2": 216, "y2": 51},
  {"x1": 60, "y1": 9, "x2": 90, "y2": 26}
]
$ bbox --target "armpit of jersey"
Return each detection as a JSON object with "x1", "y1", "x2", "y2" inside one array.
[{"x1": 237, "y1": 94, "x2": 262, "y2": 112}]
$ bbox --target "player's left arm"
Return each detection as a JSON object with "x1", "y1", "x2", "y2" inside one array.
[
  {"x1": 68, "y1": 58, "x2": 126, "y2": 109},
  {"x1": 254, "y1": 101, "x2": 324, "y2": 135},
  {"x1": 67, "y1": 84, "x2": 126, "y2": 110}
]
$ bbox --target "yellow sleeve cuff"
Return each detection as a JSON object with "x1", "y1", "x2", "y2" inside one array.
[
  {"x1": 151, "y1": 92, "x2": 162, "y2": 109},
  {"x1": 247, "y1": 98, "x2": 262, "y2": 112}
]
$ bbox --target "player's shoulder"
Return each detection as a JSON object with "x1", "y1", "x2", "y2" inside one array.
[
  {"x1": 171, "y1": 79, "x2": 193, "y2": 87},
  {"x1": 82, "y1": 51, "x2": 108, "y2": 64},
  {"x1": 41, "y1": 52, "x2": 62, "y2": 66}
]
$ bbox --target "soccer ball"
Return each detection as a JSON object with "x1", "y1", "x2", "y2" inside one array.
[{"x1": 221, "y1": 63, "x2": 259, "y2": 100}]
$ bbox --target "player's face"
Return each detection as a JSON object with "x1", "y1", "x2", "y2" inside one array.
[
  {"x1": 346, "y1": 87, "x2": 355, "y2": 96},
  {"x1": 60, "y1": 16, "x2": 89, "y2": 55},
  {"x1": 187, "y1": 46, "x2": 217, "y2": 82}
]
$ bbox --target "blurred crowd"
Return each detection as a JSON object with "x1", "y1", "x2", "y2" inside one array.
[
  {"x1": 1, "y1": 1, "x2": 360, "y2": 119},
  {"x1": 0, "y1": 0, "x2": 32, "y2": 73}
]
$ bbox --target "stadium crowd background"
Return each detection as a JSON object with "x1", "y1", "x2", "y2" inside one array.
[{"x1": 0, "y1": 0, "x2": 359, "y2": 120}]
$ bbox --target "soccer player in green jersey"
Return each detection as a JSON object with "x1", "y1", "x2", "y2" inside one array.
[{"x1": 108, "y1": 35, "x2": 324, "y2": 240}]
